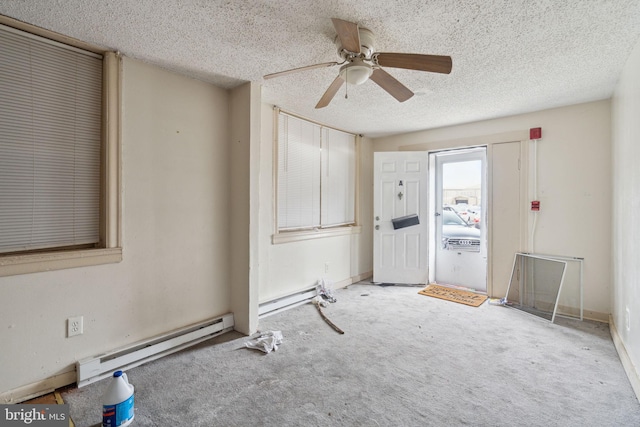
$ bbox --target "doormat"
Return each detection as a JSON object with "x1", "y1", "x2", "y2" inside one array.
[{"x1": 418, "y1": 284, "x2": 488, "y2": 307}]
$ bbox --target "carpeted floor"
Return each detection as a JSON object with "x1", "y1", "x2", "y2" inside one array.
[{"x1": 62, "y1": 282, "x2": 640, "y2": 426}]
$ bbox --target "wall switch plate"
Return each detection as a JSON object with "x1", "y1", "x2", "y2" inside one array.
[{"x1": 68, "y1": 316, "x2": 83, "y2": 337}]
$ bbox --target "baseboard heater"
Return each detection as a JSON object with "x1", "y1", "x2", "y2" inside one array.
[
  {"x1": 259, "y1": 287, "x2": 317, "y2": 319},
  {"x1": 77, "y1": 313, "x2": 234, "y2": 387}
]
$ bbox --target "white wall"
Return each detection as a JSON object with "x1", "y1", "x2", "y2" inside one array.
[
  {"x1": 373, "y1": 100, "x2": 612, "y2": 320},
  {"x1": 257, "y1": 104, "x2": 373, "y2": 303},
  {"x1": 612, "y1": 37, "x2": 640, "y2": 390},
  {"x1": 0, "y1": 57, "x2": 233, "y2": 399}
]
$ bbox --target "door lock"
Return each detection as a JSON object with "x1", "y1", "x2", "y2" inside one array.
[{"x1": 375, "y1": 225, "x2": 380, "y2": 230}]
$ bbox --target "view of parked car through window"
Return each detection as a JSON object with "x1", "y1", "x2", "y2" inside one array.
[
  {"x1": 441, "y1": 210, "x2": 481, "y2": 252},
  {"x1": 441, "y1": 159, "x2": 482, "y2": 252},
  {"x1": 444, "y1": 204, "x2": 481, "y2": 228}
]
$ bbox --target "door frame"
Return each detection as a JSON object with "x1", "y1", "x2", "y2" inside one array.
[
  {"x1": 393, "y1": 133, "x2": 529, "y2": 297},
  {"x1": 428, "y1": 147, "x2": 488, "y2": 291}
]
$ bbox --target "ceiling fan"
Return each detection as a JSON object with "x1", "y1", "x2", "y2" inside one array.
[{"x1": 263, "y1": 18, "x2": 452, "y2": 109}]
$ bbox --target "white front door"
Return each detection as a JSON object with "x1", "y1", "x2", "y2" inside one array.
[
  {"x1": 431, "y1": 148, "x2": 487, "y2": 292},
  {"x1": 373, "y1": 152, "x2": 429, "y2": 284}
]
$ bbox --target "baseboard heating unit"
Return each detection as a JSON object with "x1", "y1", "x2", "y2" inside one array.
[
  {"x1": 77, "y1": 313, "x2": 234, "y2": 387},
  {"x1": 259, "y1": 287, "x2": 317, "y2": 319}
]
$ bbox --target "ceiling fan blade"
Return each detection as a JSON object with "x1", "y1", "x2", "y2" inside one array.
[
  {"x1": 315, "y1": 76, "x2": 345, "y2": 109},
  {"x1": 374, "y1": 53, "x2": 452, "y2": 74},
  {"x1": 331, "y1": 18, "x2": 361, "y2": 53},
  {"x1": 369, "y1": 68, "x2": 414, "y2": 102},
  {"x1": 264, "y1": 62, "x2": 339, "y2": 80}
]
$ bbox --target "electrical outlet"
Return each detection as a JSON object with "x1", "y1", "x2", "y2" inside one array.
[
  {"x1": 324, "y1": 262, "x2": 329, "y2": 274},
  {"x1": 68, "y1": 316, "x2": 83, "y2": 337}
]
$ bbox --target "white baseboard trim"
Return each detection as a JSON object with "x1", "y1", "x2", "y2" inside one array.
[
  {"x1": 610, "y1": 315, "x2": 640, "y2": 402},
  {"x1": 583, "y1": 309, "x2": 609, "y2": 323},
  {"x1": 1, "y1": 370, "x2": 76, "y2": 404},
  {"x1": 350, "y1": 271, "x2": 373, "y2": 285}
]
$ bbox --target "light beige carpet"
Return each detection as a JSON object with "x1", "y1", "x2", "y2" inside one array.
[{"x1": 62, "y1": 283, "x2": 640, "y2": 426}]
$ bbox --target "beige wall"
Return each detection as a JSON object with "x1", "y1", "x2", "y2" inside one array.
[
  {"x1": 229, "y1": 82, "x2": 261, "y2": 334},
  {"x1": 612, "y1": 36, "x2": 640, "y2": 391},
  {"x1": 356, "y1": 138, "x2": 375, "y2": 278},
  {"x1": 0, "y1": 57, "x2": 233, "y2": 399},
  {"x1": 257, "y1": 105, "x2": 373, "y2": 303},
  {"x1": 373, "y1": 100, "x2": 612, "y2": 319}
]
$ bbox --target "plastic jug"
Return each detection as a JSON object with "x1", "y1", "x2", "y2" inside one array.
[{"x1": 102, "y1": 370, "x2": 135, "y2": 427}]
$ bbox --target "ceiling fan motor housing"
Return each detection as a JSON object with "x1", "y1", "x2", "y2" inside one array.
[{"x1": 335, "y1": 27, "x2": 375, "y2": 59}]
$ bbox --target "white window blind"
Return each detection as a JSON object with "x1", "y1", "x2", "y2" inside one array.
[
  {"x1": 277, "y1": 111, "x2": 356, "y2": 231},
  {"x1": 321, "y1": 127, "x2": 356, "y2": 227},
  {"x1": 0, "y1": 25, "x2": 103, "y2": 254},
  {"x1": 277, "y1": 113, "x2": 321, "y2": 229}
]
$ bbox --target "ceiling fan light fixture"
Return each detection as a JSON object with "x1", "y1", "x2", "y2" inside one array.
[{"x1": 339, "y1": 62, "x2": 373, "y2": 85}]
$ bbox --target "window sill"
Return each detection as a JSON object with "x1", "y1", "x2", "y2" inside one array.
[
  {"x1": 0, "y1": 247, "x2": 123, "y2": 277},
  {"x1": 272, "y1": 225, "x2": 361, "y2": 244}
]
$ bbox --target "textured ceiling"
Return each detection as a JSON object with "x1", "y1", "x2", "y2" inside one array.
[{"x1": 2, "y1": 1, "x2": 640, "y2": 137}]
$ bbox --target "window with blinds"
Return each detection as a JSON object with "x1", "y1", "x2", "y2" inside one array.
[
  {"x1": 277, "y1": 112, "x2": 356, "y2": 231},
  {"x1": 0, "y1": 24, "x2": 103, "y2": 254}
]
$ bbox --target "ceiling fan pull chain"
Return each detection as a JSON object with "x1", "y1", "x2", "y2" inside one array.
[{"x1": 345, "y1": 68, "x2": 349, "y2": 99}]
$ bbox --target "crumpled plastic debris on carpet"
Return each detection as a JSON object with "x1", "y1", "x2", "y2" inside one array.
[
  {"x1": 245, "y1": 330, "x2": 283, "y2": 354},
  {"x1": 317, "y1": 277, "x2": 336, "y2": 303}
]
